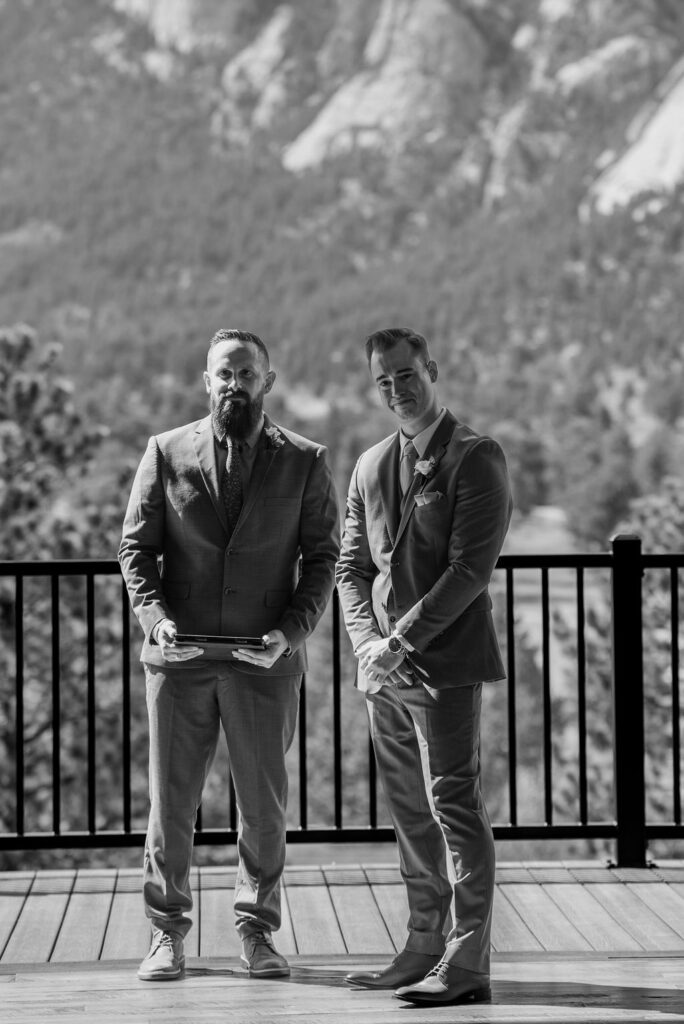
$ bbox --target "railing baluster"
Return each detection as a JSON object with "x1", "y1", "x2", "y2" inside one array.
[
  {"x1": 229, "y1": 774, "x2": 237, "y2": 832},
  {"x1": 121, "y1": 581, "x2": 132, "y2": 834},
  {"x1": 541, "y1": 568, "x2": 552, "y2": 825},
  {"x1": 671, "y1": 567, "x2": 681, "y2": 826},
  {"x1": 506, "y1": 567, "x2": 517, "y2": 826},
  {"x1": 332, "y1": 595, "x2": 342, "y2": 830},
  {"x1": 576, "y1": 568, "x2": 588, "y2": 824},
  {"x1": 368, "y1": 733, "x2": 377, "y2": 829},
  {"x1": 51, "y1": 574, "x2": 61, "y2": 835},
  {"x1": 87, "y1": 573, "x2": 96, "y2": 833},
  {"x1": 611, "y1": 535, "x2": 646, "y2": 867},
  {"x1": 14, "y1": 573, "x2": 25, "y2": 836},
  {"x1": 298, "y1": 676, "x2": 308, "y2": 830}
]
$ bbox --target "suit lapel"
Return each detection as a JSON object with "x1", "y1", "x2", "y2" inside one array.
[
  {"x1": 378, "y1": 434, "x2": 401, "y2": 546},
  {"x1": 394, "y1": 412, "x2": 457, "y2": 547},
  {"x1": 233, "y1": 415, "x2": 281, "y2": 533},
  {"x1": 193, "y1": 416, "x2": 227, "y2": 531},
  {"x1": 236, "y1": 438, "x2": 276, "y2": 531}
]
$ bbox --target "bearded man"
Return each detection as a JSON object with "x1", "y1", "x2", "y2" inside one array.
[{"x1": 119, "y1": 328, "x2": 339, "y2": 982}]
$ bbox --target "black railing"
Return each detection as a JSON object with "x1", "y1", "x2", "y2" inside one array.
[{"x1": 0, "y1": 535, "x2": 682, "y2": 866}]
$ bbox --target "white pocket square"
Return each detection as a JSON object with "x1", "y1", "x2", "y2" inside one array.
[{"x1": 415, "y1": 491, "x2": 443, "y2": 506}]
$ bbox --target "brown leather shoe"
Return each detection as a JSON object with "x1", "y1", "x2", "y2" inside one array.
[
  {"x1": 241, "y1": 931, "x2": 290, "y2": 977},
  {"x1": 345, "y1": 950, "x2": 441, "y2": 990},
  {"x1": 395, "y1": 961, "x2": 491, "y2": 1005}
]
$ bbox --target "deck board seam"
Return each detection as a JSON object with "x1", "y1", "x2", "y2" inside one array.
[
  {"x1": 0, "y1": 870, "x2": 35, "y2": 962},
  {"x1": 47, "y1": 871, "x2": 77, "y2": 963}
]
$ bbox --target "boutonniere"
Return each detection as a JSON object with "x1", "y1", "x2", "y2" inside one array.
[
  {"x1": 414, "y1": 456, "x2": 437, "y2": 480},
  {"x1": 264, "y1": 425, "x2": 285, "y2": 450}
]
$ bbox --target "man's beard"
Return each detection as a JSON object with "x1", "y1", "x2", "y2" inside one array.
[{"x1": 211, "y1": 390, "x2": 264, "y2": 441}]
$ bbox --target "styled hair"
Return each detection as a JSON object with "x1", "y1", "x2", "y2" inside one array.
[
  {"x1": 364, "y1": 327, "x2": 430, "y2": 366},
  {"x1": 208, "y1": 328, "x2": 270, "y2": 368}
]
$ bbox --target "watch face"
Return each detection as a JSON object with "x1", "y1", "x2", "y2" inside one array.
[{"x1": 388, "y1": 637, "x2": 402, "y2": 653}]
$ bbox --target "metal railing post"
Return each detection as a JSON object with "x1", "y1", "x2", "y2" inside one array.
[{"x1": 611, "y1": 534, "x2": 647, "y2": 867}]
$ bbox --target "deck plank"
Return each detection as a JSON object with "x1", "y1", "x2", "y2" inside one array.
[
  {"x1": 2, "y1": 872, "x2": 74, "y2": 964},
  {"x1": 284, "y1": 872, "x2": 347, "y2": 955},
  {"x1": 0, "y1": 872, "x2": 33, "y2": 962},
  {"x1": 198, "y1": 868, "x2": 241, "y2": 958},
  {"x1": 543, "y1": 882, "x2": 642, "y2": 952},
  {"x1": 367, "y1": 884, "x2": 406, "y2": 952},
  {"x1": 2, "y1": 954, "x2": 684, "y2": 1023},
  {"x1": 99, "y1": 870, "x2": 151, "y2": 962},
  {"x1": 491, "y1": 886, "x2": 544, "y2": 952},
  {"x1": 501, "y1": 883, "x2": 593, "y2": 951},
  {"x1": 50, "y1": 871, "x2": 115, "y2": 962},
  {"x1": 626, "y1": 883, "x2": 684, "y2": 942},
  {"x1": 590, "y1": 883, "x2": 684, "y2": 951}
]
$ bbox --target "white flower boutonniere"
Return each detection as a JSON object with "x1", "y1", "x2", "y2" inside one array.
[
  {"x1": 264, "y1": 425, "x2": 285, "y2": 450},
  {"x1": 414, "y1": 456, "x2": 437, "y2": 480}
]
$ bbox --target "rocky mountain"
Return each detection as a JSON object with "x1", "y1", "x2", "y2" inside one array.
[
  {"x1": 2, "y1": 0, "x2": 684, "y2": 548},
  {"x1": 107, "y1": 0, "x2": 684, "y2": 209}
]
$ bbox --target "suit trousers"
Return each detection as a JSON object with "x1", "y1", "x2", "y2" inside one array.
[
  {"x1": 143, "y1": 662, "x2": 301, "y2": 939},
  {"x1": 366, "y1": 680, "x2": 494, "y2": 973}
]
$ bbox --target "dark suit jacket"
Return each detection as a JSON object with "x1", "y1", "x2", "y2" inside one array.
[
  {"x1": 119, "y1": 414, "x2": 340, "y2": 675},
  {"x1": 335, "y1": 411, "x2": 512, "y2": 688}
]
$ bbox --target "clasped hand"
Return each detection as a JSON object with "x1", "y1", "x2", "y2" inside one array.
[{"x1": 359, "y1": 637, "x2": 414, "y2": 689}]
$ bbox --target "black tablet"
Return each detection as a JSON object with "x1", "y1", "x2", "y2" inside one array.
[{"x1": 174, "y1": 634, "x2": 267, "y2": 655}]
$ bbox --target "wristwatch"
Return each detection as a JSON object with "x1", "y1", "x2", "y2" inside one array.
[{"x1": 387, "y1": 633, "x2": 409, "y2": 657}]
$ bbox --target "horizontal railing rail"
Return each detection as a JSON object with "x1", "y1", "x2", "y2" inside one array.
[{"x1": 0, "y1": 536, "x2": 682, "y2": 866}]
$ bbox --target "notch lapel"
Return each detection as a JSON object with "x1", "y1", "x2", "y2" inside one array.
[
  {"x1": 378, "y1": 434, "x2": 401, "y2": 547},
  {"x1": 394, "y1": 412, "x2": 457, "y2": 547},
  {"x1": 193, "y1": 416, "x2": 227, "y2": 531}
]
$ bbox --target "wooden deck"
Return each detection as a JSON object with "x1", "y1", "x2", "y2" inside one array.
[{"x1": 2, "y1": 860, "x2": 684, "y2": 1021}]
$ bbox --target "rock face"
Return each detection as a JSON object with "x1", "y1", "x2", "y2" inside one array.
[
  {"x1": 111, "y1": 0, "x2": 240, "y2": 51},
  {"x1": 590, "y1": 56, "x2": 684, "y2": 213},
  {"x1": 106, "y1": 0, "x2": 684, "y2": 213},
  {"x1": 283, "y1": 0, "x2": 487, "y2": 172}
]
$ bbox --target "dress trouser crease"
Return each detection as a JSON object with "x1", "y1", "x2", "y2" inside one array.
[
  {"x1": 143, "y1": 663, "x2": 301, "y2": 939},
  {"x1": 366, "y1": 680, "x2": 494, "y2": 974}
]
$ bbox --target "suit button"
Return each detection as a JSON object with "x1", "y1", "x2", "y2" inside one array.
[
  {"x1": 389, "y1": 615, "x2": 396, "y2": 623},
  {"x1": 223, "y1": 587, "x2": 234, "y2": 595}
]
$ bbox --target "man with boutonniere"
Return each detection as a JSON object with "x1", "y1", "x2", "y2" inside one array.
[
  {"x1": 336, "y1": 327, "x2": 512, "y2": 1007},
  {"x1": 119, "y1": 329, "x2": 339, "y2": 983}
]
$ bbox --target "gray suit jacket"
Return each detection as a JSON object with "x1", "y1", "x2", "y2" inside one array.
[
  {"x1": 335, "y1": 411, "x2": 512, "y2": 688},
  {"x1": 119, "y1": 414, "x2": 340, "y2": 675}
]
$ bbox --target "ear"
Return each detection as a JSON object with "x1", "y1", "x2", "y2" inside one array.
[
  {"x1": 264, "y1": 370, "x2": 276, "y2": 394},
  {"x1": 427, "y1": 360, "x2": 438, "y2": 382},
  {"x1": 203, "y1": 370, "x2": 211, "y2": 395}
]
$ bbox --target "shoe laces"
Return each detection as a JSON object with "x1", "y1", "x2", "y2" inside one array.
[
  {"x1": 153, "y1": 931, "x2": 177, "y2": 954},
  {"x1": 425, "y1": 959, "x2": 449, "y2": 982},
  {"x1": 249, "y1": 930, "x2": 276, "y2": 953}
]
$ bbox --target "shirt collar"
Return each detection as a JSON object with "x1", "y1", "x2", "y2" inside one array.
[{"x1": 399, "y1": 407, "x2": 446, "y2": 459}]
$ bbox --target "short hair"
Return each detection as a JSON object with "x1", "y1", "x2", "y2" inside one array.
[
  {"x1": 364, "y1": 327, "x2": 430, "y2": 366},
  {"x1": 208, "y1": 328, "x2": 270, "y2": 368}
]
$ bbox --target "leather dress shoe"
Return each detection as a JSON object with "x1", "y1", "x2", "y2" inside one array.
[
  {"x1": 137, "y1": 930, "x2": 185, "y2": 981},
  {"x1": 395, "y1": 961, "x2": 491, "y2": 1005},
  {"x1": 241, "y1": 931, "x2": 290, "y2": 977},
  {"x1": 345, "y1": 950, "x2": 441, "y2": 990}
]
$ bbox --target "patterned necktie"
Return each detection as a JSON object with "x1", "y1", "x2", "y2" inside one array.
[
  {"x1": 400, "y1": 439, "x2": 418, "y2": 496},
  {"x1": 221, "y1": 438, "x2": 243, "y2": 535}
]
